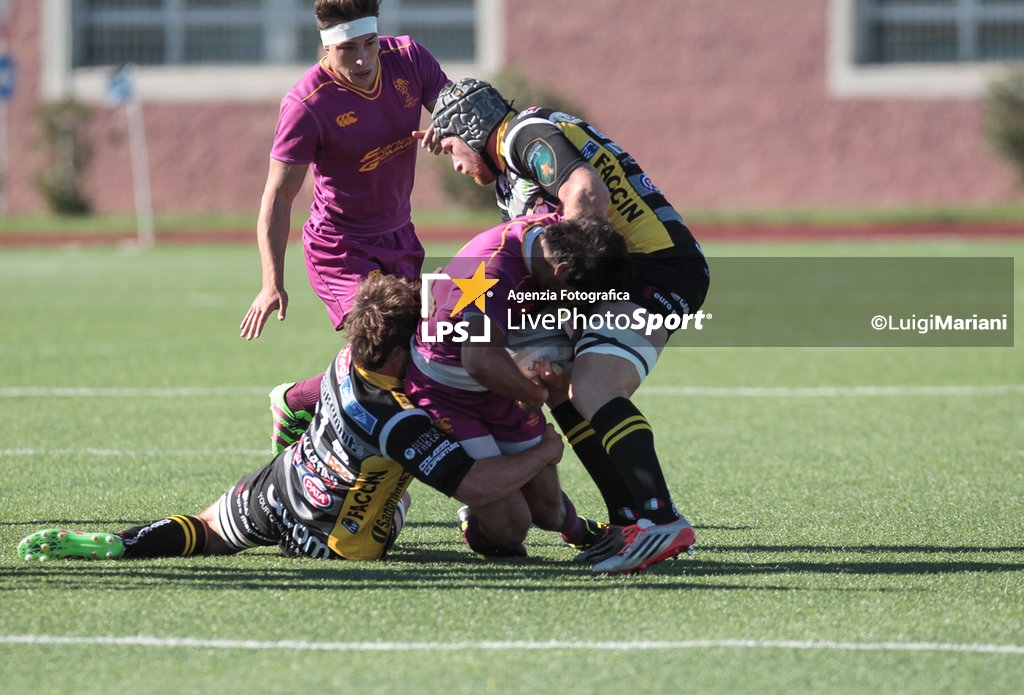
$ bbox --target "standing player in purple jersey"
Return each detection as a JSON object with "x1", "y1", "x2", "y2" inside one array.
[
  {"x1": 403, "y1": 213, "x2": 634, "y2": 557},
  {"x1": 238, "y1": 0, "x2": 450, "y2": 453},
  {"x1": 428, "y1": 78, "x2": 710, "y2": 574}
]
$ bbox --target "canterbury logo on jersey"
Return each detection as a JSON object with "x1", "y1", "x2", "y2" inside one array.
[{"x1": 336, "y1": 111, "x2": 358, "y2": 127}]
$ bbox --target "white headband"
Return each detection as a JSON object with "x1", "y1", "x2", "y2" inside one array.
[{"x1": 320, "y1": 16, "x2": 378, "y2": 46}]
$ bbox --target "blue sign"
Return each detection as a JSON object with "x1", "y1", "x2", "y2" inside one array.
[
  {"x1": 106, "y1": 64, "x2": 136, "y2": 107},
  {"x1": 0, "y1": 53, "x2": 15, "y2": 102}
]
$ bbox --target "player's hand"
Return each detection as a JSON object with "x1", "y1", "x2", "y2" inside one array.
[
  {"x1": 537, "y1": 423, "x2": 564, "y2": 464},
  {"x1": 240, "y1": 287, "x2": 288, "y2": 340},
  {"x1": 516, "y1": 390, "x2": 549, "y2": 414},
  {"x1": 413, "y1": 123, "x2": 443, "y2": 154},
  {"x1": 536, "y1": 357, "x2": 571, "y2": 407}
]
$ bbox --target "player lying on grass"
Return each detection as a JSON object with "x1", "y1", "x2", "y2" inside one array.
[
  {"x1": 425, "y1": 78, "x2": 710, "y2": 574},
  {"x1": 403, "y1": 212, "x2": 633, "y2": 565},
  {"x1": 18, "y1": 275, "x2": 588, "y2": 563}
]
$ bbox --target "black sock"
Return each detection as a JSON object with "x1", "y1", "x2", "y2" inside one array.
[
  {"x1": 118, "y1": 515, "x2": 207, "y2": 558},
  {"x1": 550, "y1": 401, "x2": 636, "y2": 525},
  {"x1": 588, "y1": 397, "x2": 678, "y2": 524}
]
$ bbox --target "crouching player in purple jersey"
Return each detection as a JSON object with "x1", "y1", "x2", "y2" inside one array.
[
  {"x1": 427, "y1": 78, "x2": 711, "y2": 574},
  {"x1": 239, "y1": 0, "x2": 450, "y2": 453},
  {"x1": 18, "y1": 276, "x2": 566, "y2": 563},
  {"x1": 403, "y1": 213, "x2": 634, "y2": 558}
]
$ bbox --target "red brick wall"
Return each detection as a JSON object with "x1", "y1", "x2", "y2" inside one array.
[
  {"x1": 503, "y1": 0, "x2": 1021, "y2": 211},
  {"x1": 2, "y1": 0, "x2": 1019, "y2": 217},
  {"x1": 3, "y1": 1, "x2": 44, "y2": 214}
]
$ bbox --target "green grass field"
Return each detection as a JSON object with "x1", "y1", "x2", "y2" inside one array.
[{"x1": 1, "y1": 236, "x2": 1021, "y2": 694}]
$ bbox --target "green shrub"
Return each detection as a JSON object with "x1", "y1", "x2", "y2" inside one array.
[
  {"x1": 35, "y1": 98, "x2": 94, "y2": 215},
  {"x1": 985, "y1": 69, "x2": 1024, "y2": 188}
]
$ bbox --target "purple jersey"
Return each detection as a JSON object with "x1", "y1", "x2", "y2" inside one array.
[
  {"x1": 406, "y1": 213, "x2": 561, "y2": 447},
  {"x1": 414, "y1": 212, "x2": 561, "y2": 378},
  {"x1": 271, "y1": 36, "x2": 447, "y2": 241}
]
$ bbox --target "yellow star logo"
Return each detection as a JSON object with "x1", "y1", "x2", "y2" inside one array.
[{"x1": 450, "y1": 261, "x2": 499, "y2": 316}]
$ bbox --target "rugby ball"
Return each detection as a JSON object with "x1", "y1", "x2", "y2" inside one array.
[{"x1": 505, "y1": 325, "x2": 575, "y2": 378}]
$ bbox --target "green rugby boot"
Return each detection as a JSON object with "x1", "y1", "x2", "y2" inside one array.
[
  {"x1": 18, "y1": 529, "x2": 125, "y2": 561},
  {"x1": 269, "y1": 382, "x2": 313, "y2": 455}
]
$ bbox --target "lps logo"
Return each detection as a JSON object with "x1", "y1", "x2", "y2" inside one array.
[{"x1": 421, "y1": 261, "x2": 496, "y2": 343}]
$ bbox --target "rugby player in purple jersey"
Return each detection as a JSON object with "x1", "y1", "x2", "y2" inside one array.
[
  {"x1": 403, "y1": 212, "x2": 634, "y2": 558},
  {"x1": 239, "y1": 1, "x2": 451, "y2": 453},
  {"x1": 19, "y1": 276, "x2": 567, "y2": 563}
]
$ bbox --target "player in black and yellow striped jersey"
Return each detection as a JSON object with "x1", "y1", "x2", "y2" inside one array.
[
  {"x1": 430, "y1": 78, "x2": 709, "y2": 574},
  {"x1": 18, "y1": 275, "x2": 571, "y2": 563}
]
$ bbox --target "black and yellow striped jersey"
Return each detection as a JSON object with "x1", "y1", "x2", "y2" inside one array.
[
  {"x1": 278, "y1": 345, "x2": 475, "y2": 559},
  {"x1": 496, "y1": 107, "x2": 702, "y2": 258}
]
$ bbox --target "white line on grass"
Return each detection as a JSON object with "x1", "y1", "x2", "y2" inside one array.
[
  {"x1": 2, "y1": 635, "x2": 1023, "y2": 655},
  {"x1": 638, "y1": 385, "x2": 1024, "y2": 397},
  {"x1": 0, "y1": 448, "x2": 266, "y2": 457},
  {"x1": 1, "y1": 385, "x2": 1021, "y2": 398},
  {"x1": 0, "y1": 387, "x2": 265, "y2": 397}
]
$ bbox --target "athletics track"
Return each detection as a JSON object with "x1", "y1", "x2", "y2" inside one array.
[{"x1": 1, "y1": 221, "x2": 1023, "y2": 247}]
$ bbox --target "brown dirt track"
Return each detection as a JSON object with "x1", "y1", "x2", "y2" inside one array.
[{"x1": 1, "y1": 221, "x2": 1023, "y2": 247}]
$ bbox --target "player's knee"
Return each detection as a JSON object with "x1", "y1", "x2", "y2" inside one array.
[
  {"x1": 203, "y1": 533, "x2": 235, "y2": 555},
  {"x1": 483, "y1": 520, "x2": 529, "y2": 547},
  {"x1": 478, "y1": 505, "x2": 531, "y2": 546},
  {"x1": 570, "y1": 356, "x2": 645, "y2": 411},
  {"x1": 195, "y1": 507, "x2": 239, "y2": 555},
  {"x1": 572, "y1": 336, "x2": 656, "y2": 405}
]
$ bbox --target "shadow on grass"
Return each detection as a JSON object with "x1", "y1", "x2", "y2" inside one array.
[
  {"x1": 7, "y1": 519, "x2": 1024, "y2": 591},
  {"x1": 700, "y1": 543, "x2": 1024, "y2": 554},
  {"x1": 4, "y1": 544, "x2": 1024, "y2": 594}
]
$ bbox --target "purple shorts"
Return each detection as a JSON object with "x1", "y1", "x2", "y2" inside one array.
[
  {"x1": 303, "y1": 220, "x2": 424, "y2": 329},
  {"x1": 403, "y1": 360, "x2": 546, "y2": 445}
]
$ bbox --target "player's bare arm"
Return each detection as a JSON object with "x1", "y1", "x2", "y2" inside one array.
[
  {"x1": 240, "y1": 159, "x2": 308, "y2": 340},
  {"x1": 452, "y1": 424, "x2": 564, "y2": 507},
  {"x1": 556, "y1": 164, "x2": 610, "y2": 219},
  {"x1": 460, "y1": 315, "x2": 549, "y2": 410}
]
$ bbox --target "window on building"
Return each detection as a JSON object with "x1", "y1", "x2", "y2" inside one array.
[
  {"x1": 856, "y1": 0, "x2": 1024, "y2": 64},
  {"x1": 71, "y1": 0, "x2": 477, "y2": 68}
]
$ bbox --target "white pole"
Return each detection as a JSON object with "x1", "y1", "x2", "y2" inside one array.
[
  {"x1": 0, "y1": 100, "x2": 8, "y2": 215},
  {"x1": 0, "y1": 5, "x2": 9, "y2": 216},
  {"x1": 124, "y1": 85, "x2": 154, "y2": 247}
]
